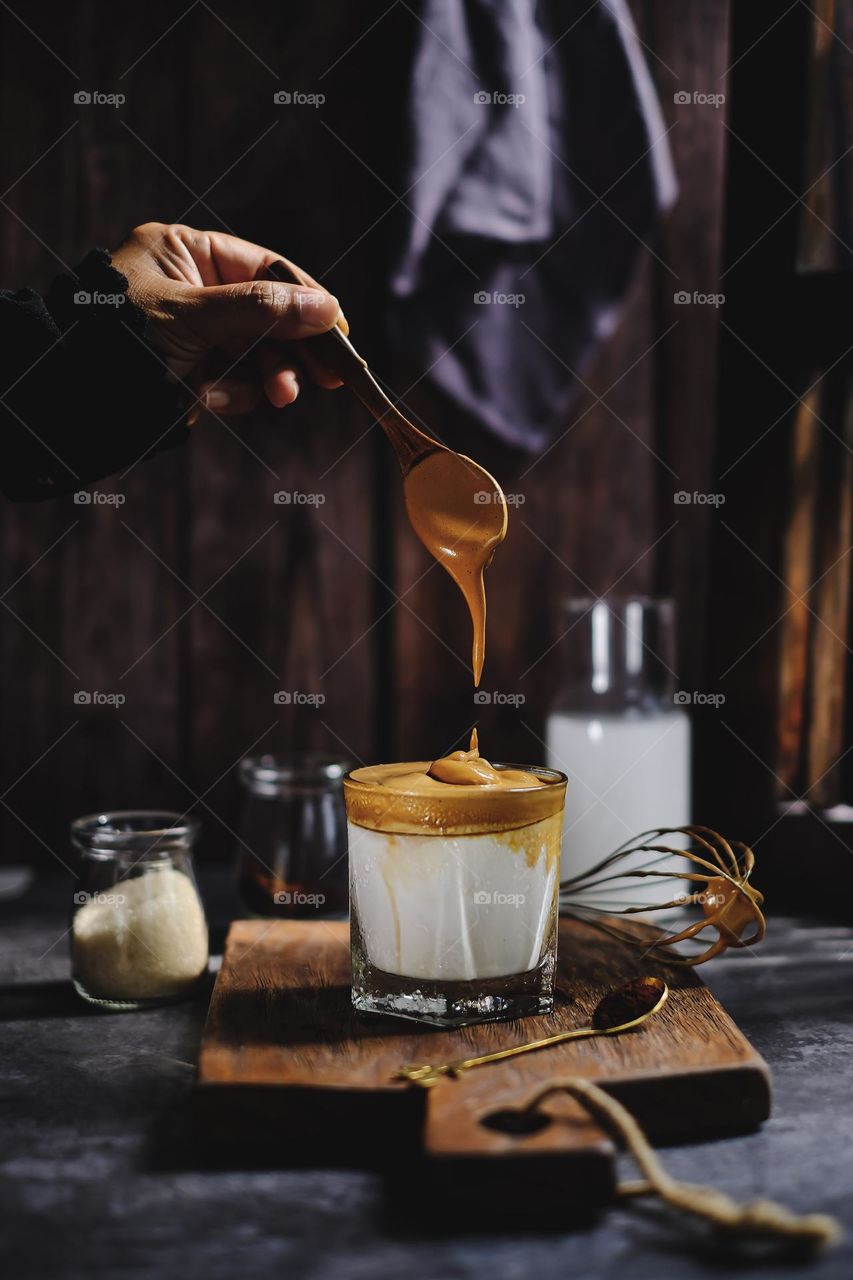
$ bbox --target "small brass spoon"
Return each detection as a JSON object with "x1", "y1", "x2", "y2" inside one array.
[
  {"x1": 395, "y1": 977, "x2": 669, "y2": 1089},
  {"x1": 259, "y1": 259, "x2": 507, "y2": 684}
]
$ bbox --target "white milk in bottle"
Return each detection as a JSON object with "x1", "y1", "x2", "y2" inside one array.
[{"x1": 546, "y1": 598, "x2": 691, "y2": 915}]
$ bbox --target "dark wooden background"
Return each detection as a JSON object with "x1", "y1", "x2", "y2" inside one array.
[{"x1": 2, "y1": 1, "x2": 831, "y2": 875}]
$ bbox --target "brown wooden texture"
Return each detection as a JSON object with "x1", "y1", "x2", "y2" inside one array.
[
  {"x1": 651, "y1": 0, "x2": 731, "y2": 696},
  {"x1": 0, "y1": 2, "x2": 732, "y2": 867},
  {"x1": 702, "y1": 0, "x2": 843, "y2": 843},
  {"x1": 804, "y1": 372, "x2": 853, "y2": 805},
  {"x1": 776, "y1": 384, "x2": 821, "y2": 795},
  {"x1": 798, "y1": 0, "x2": 853, "y2": 272},
  {"x1": 197, "y1": 916, "x2": 770, "y2": 1186}
]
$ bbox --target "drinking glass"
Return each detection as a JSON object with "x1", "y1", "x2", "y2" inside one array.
[{"x1": 346, "y1": 763, "x2": 567, "y2": 1027}]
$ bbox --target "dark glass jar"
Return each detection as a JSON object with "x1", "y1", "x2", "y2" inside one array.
[{"x1": 236, "y1": 755, "x2": 349, "y2": 918}]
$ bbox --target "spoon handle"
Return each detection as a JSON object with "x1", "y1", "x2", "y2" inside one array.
[
  {"x1": 395, "y1": 1026, "x2": 602, "y2": 1087},
  {"x1": 258, "y1": 261, "x2": 437, "y2": 474},
  {"x1": 447, "y1": 1026, "x2": 600, "y2": 1074},
  {"x1": 440, "y1": 999, "x2": 670, "y2": 1077}
]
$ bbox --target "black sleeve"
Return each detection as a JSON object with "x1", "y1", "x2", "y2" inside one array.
[{"x1": 0, "y1": 248, "x2": 190, "y2": 501}]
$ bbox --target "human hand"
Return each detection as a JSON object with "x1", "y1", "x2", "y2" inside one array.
[{"x1": 110, "y1": 222, "x2": 347, "y2": 419}]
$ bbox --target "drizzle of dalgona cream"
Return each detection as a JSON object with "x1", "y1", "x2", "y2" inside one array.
[{"x1": 426, "y1": 728, "x2": 541, "y2": 789}]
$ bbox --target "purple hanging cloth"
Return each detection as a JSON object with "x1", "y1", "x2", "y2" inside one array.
[{"x1": 389, "y1": 0, "x2": 677, "y2": 451}]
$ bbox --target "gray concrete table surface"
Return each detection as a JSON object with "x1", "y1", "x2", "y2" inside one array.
[{"x1": 1, "y1": 872, "x2": 851, "y2": 1280}]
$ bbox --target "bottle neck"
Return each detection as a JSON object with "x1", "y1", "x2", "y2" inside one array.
[{"x1": 553, "y1": 598, "x2": 678, "y2": 715}]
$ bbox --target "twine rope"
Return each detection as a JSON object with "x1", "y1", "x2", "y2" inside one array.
[{"x1": 523, "y1": 1077, "x2": 840, "y2": 1251}]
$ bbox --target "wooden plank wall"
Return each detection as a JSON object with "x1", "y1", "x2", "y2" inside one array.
[{"x1": 0, "y1": 1, "x2": 730, "y2": 865}]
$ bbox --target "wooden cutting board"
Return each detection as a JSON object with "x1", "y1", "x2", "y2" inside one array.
[{"x1": 196, "y1": 918, "x2": 770, "y2": 1210}]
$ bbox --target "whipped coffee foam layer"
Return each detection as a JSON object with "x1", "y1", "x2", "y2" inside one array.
[{"x1": 345, "y1": 749, "x2": 566, "y2": 836}]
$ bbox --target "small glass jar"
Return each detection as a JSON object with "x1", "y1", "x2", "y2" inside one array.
[
  {"x1": 70, "y1": 812, "x2": 208, "y2": 1011},
  {"x1": 236, "y1": 755, "x2": 349, "y2": 918},
  {"x1": 545, "y1": 596, "x2": 692, "y2": 909}
]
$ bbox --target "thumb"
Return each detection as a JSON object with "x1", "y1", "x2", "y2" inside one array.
[{"x1": 179, "y1": 279, "x2": 342, "y2": 348}]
